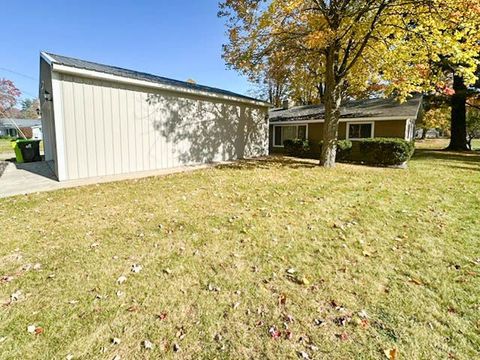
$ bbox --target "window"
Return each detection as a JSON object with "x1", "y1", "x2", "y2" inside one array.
[
  {"x1": 273, "y1": 125, "x2": 307, "y2": 147},
  {"x1": 347, "y1": 122, "x2": 374, "y2": 139}
]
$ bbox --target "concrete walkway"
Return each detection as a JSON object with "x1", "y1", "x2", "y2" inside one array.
[{"x1": 0, "y1": 161, "x2": 213, "y2": 199}]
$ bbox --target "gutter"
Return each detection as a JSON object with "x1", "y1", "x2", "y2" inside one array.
[{"x1": 269, "y1": 117, "x2": 411, "y2": 125}]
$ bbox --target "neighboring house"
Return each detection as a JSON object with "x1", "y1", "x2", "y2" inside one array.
[
  {"x1": 269, "y1": 96, "x2": 422, "y2": 153},
  {"x1": 0, "y1": 118, "x2": 43, "y2": 139},
  {"x1": 39, "y1": 52, "x2": 270, "y2": 181}
]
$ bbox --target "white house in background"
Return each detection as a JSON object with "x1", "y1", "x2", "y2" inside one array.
[
  {"x1": 0, "y1": 118, "x2": 42, "y2": 139},
  {"x1": 39, "y1": 52, "x2": 270, "y2": 181}
]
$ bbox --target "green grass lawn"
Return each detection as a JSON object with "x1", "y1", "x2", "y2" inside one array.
[
  {"x1": 0, "y1": 141, "x2": 479, "y2": 359},
  {"x1": 0, "y1": 139, "x2": 14, "y2": 154}
]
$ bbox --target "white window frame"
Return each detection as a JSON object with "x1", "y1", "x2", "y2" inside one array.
[
  {"x1": 273, "y1": 124, "x2": 309, "y2": 148},
  {"x1": 346, "y1": 121, "x2": 375, "y2": 140}
]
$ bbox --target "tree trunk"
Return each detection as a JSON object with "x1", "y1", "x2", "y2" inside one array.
[
  {"x1": 448, "y1": 75, "x2": 469, "y2": 150},
  {"x1": 320, "y1": 47, "x2": 343, "y2": 167}
]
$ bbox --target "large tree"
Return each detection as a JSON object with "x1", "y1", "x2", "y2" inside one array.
[
  {"x1": 219, "y1": 0, "x2": 430, "y2": 167},
  {"x1": 407, "y1": 1, "x2": 480, "y2": 150},
  {"x1": 0, "y1": 78, "x2": 21, "y2": 117},
  {"x1": 220, "y1": 0, "x2": 480, "y2": 163},
  {"x1": 20, "y1": 98, "x2": 40, "y2": 119}
]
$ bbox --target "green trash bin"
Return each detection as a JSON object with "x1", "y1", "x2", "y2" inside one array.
[
  {"x1": 11, "y1": 139, "x2": 24, "y2": 163},
  {"x1": 12, "y1": 139, "x2": 41, "y2": 163}
]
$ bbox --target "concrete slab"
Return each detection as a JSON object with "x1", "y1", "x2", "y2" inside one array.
[{"x1": 0, "y1": 161, "x2": 215, "y2": 199}]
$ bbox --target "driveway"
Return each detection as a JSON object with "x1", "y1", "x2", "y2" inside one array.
[{"x1": 0, "y1": 161, "x2": 59, "y2": 198}]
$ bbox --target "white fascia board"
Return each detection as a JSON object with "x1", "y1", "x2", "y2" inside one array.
[
  {"x1": 51, "y1": 64, "x2": 270, "y2": 108},
  {"x1": 269, "y1": 117, "x2": 409, "y2": 125},
  {"x1": 40, "y1": 52, "x2": 55, "y2": 65},
  {"x1": 51, "y1": 72, "x2": 67, "y2": 181}
]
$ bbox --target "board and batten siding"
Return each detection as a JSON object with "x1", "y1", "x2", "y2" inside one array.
[{"x1": 53, "y1": 73, "x2": 268, "y2": 181}]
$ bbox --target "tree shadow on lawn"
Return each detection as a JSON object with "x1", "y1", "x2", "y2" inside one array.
[
  {"x1": 413, "y1": 148, "x2": 480, "y2": 171},
  {"x1": 216, "y1": 156, "x2": 318, "y2": 170}
]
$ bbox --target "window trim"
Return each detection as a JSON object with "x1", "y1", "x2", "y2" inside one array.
[
  {"x1": 273, "y1": 124, "x2": 309, "y2": 148},
  {"x1": 346, "y1": 121, "x2": 375, "y2": 140}
]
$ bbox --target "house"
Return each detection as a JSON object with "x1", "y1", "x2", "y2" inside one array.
[
  {"x1": 269, "y1": 96, "x2": 422, "y2": 154},
  {"x1": 0, "y1": 118, "x2": 42, "y2": 139},
  {"x1": 39, "y1": 52, "x2": 270, "y2": 181}
]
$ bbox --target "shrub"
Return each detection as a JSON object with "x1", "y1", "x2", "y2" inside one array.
[
  {"x1": 318, "y1": 140, "x2": 353, "y2": 161},
  {"x1": 357, "y1": 138, "x2": 415, "y2": 166},
  {"x1": 283, "y1": 139, "x2": 311, "y2": 156}
]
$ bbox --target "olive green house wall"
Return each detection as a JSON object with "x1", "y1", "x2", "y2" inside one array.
[{"x1": 269, "y1": 119, "x2": 410, "y2": 154}]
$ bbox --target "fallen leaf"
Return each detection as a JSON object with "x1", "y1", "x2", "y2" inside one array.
[
  {"x1": 163, "y1": 268, "x2": 172, "y2": 275},
  {"x1": 131, "y1": 264, "x2": 142, "y2": 273},
  {"x1": 337, "y1": 332, "x2": 348, "y2": 341},
  {"x1": 157, "y1": 312, "x2": 168, "y2": 320},
  {"x1": 27, "y1": 325, "x2": 36, "y2": 333},
  {"x1": 358, "y1": 310, "x2": 369, "y2": 319},
  {"x1": 299, "y1": 276, "x2": 310, "y2": 285},
  {"x1": 286, "y1": 268, "x2": 296, "y2": 274},
  {"x1": 278, "y1": 294, "x2": 287, "y2": 306},
  {"x1": 112, "y1": 337, "x2": 121, "y2": 345},
  {"x1": 173, "y1": 343, "x2": 181, "y2": 352},
  {"x1": 269, "y1": 326, "x2": 281, "y2": 340},
  {"x1": 409, "y1": 278, "x2": 423, "y2": 286},
  {"x1": 66, "y1": 354, "x2": 73, "y2": 360},
  {"x1": 143, "y1": 339, "x2": 153, "y2": 350},
  {"x1": 117, "y1": 275, "x2": 127, "y2": 284},
  {"x1": 22, "y1": 264, "x2": 32, "y2": 271},
  {"x1": 0, "y1": 275, "x2": 14, "y2": 283},
  {"x1": 127, "y1": 305, "x2": 141, "y2": 312},
  {"x1": 10, "y1": 290, "x2": 23, "y2": 302},
  {"x1": 33, "y1": 263, "x2": 42, "y2": 271},
  {"x1": 384, "y1": 347, "x2": 398, "y2": 360},
  {"x1": 297, "y1": 351, "x2": 311, "y2": 359},
  {"x1": 207, "y1": 284, "x2": 220, "y2": 292}
]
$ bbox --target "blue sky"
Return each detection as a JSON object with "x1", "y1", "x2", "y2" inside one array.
[{"x1": 1, "y1": 0, "x2": 251, "y2": 103}]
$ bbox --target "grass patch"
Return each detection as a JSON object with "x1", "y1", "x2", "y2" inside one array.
[
  {"x1": 0, "y1": 139, "x2": 14, "y2": 155},
  {"x1": 0, "y1": 140, "x2": 479, "y2": 359}
]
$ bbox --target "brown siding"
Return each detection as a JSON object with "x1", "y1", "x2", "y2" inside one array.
[
  {"x1": 19, "y1": 127, "x2": 33, "y2": 139},
  {"x1": 374, "y1": 120, "x2": 406, "y2": 138},
  {"x1": 269, "y1": 119, "x2": 407, "y2": 154}
]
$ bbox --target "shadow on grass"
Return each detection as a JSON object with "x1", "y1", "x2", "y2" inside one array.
[
  {"x1": 219, "y1": 149, "x2": 480, "y2": 172},
  {"x1": 412, "y1": 149, "x2": 480, "y2": 171},
  {"x1": 216, "y1": 156, "x2": 318, "y2": 170}
]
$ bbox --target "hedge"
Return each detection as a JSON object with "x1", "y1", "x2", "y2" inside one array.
[
  {"x1": 283, "y1": 139, "x2": 311, "y2": 156},
  {"x1": 354, "y1": 138, "x2": 415, "y2": 166},
  {"x1": 293, "y1": 138, "x2": 414, "y2": 166},
  {"x1": 319, "y1": 140, "x2": 353, "y2": 161}
]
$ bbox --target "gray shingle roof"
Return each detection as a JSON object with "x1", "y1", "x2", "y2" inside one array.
[
  {"x1": 0, "y1": 118, "x2": 42, "y2": 128},
  {"x1": 269, "y1": 95, "x2": 423, "y2": 122},
  {"x1": 45, "y1": 52, "x2": 269, "y2": 106}
]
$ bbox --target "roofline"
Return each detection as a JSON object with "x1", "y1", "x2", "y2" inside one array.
[
  {"x1": 42, "y1": 52, "x2": 270, "y2": 108},
  {"x1": 269, "y1": 116, "x2": 411, "y2": 125},
  {"x1": 40, "y1": 51, "x2": 55, "y2": 65}
]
